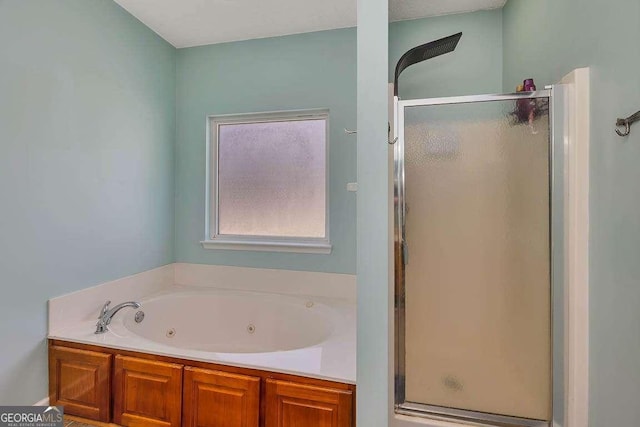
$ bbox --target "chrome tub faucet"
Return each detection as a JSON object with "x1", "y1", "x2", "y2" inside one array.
[{"x1": 95, "y1": 300, "x2": 141, "y2": 334}]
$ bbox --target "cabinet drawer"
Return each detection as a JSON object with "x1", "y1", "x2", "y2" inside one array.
[
  {"x1": 114, "y1": 355, "x2": 183, "y2": 427},
  {"x1": 48, "y1": 346, "x2": 111, "y2": 422}
]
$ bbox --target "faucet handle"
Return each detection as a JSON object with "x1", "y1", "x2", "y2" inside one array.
[{"x1": 99, "y1": 300, "x2": 111, "y2": 318}]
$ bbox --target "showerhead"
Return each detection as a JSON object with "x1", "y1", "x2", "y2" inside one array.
[{"x1": 393, "y1": 32, "x2": 462, "y2": 96}]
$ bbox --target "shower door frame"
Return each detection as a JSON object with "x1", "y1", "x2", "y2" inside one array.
[{"x1": 393, "y1": 89, "x2": 565, "y2": 427}]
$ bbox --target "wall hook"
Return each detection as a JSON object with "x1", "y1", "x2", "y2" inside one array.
[
  {"x1": 615, "y1": 111, "x2": 640, "y2": 137},
  {"x1": 388, "y1": 122, "x2": 398, "y2": 145},
  {"x1": 344, "y1": 127, "x2": 396, "y2": 144}
]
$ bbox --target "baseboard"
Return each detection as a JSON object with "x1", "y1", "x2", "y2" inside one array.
[{"x1": 33, "y1": 397, "x2": 49, "y2": 406}]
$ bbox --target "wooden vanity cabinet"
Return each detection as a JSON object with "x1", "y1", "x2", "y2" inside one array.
[
  {"x1": 48, "y1": 345, "x2": 111, "y2": 422},
  {"x1": 113, "y1": 355, "x2": 184, "y2": 427},
  {"x1": 183, "y1": 366, "x2": 260, "y2": 427},
  {"x1": 265, "y1": 379, "x2": 353, "y2": 427},
  {"x1": 49, "y1": 341, "x2": 354, "y2": 427}
]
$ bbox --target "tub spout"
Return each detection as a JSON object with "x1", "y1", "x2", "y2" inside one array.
[{"x1": 95, "y1": 300, "x2": 141, "y2": 334}]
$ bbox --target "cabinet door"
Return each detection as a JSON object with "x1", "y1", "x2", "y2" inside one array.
[
  {"x1": 265, "y1": 379, "x2": 353, "y2": 427},
  {"x1": 114, "y1": 355, "x2": 183, "y2": 427},
  {"x1": 183, "y1": 367, "x2": 260, "y2": 427},
  {"x1": 49, "y1": 346, "x2": 111, "y2": 422}
]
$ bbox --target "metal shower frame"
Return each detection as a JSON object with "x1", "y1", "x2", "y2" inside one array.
[{"x1": 392, "y1": 88, "x2": 566, "y2": 427}]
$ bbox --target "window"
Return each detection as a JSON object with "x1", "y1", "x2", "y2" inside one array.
[{"x1": 202, "y1": 110, "x2": 330, "y2": 253}]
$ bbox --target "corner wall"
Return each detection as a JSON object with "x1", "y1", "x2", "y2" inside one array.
[
  {"x1": 356, "y1": 0, "x2": 389, "y2": 424},
  {"x1": 0, "y1": 0, "x2": 176, "y2": 404}
]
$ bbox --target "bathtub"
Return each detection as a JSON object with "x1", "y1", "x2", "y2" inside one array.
[
  {"x1": 117, "y1": 291, "x2": 334, "y2": 353},
  {"x1": 49, "y1": 287, "x2": 356, "y2": 383}
]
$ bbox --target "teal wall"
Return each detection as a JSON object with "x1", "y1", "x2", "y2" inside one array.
[
  {"x1": 356, "y1": 0, "x2": 389, "y2": 424},
  {"x1": 175, "y1": 29, "x2": 357, "y2": 274},
  {"x1": 390, "y1": 9, "x2": 503, "y2": 99},
  {"x1": 504, "y1": 1, "x2": 640, "y2": 426},
  {"x1": 0, "y1": 2, "x2": 505, "y2": 403},
  {"x1": 174, "y1": 12, "x2": 501, "y2": 274},
  {"x1": 0, "y1": 0, "x2": 175, "y2": 404},
  {"x1": 0, "y1": 0, "x2": 554, "y2": 410}
]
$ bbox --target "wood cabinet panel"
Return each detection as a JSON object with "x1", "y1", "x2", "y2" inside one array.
[
  {"x1": 48, "y1": 346, "x2": 111, "y2": 422},
  {"x1": 183, "y1": 367, "x2": 260, "y2": 427},
  {"x1": 49, "y1": 341, "x2": 355, "y2": 427},
  {"x1": 265, "y1": 379, "x2": 353, "y2": 427},
  {"x1": 114, "y1": 355, "x2": 183, "y2": 427}
]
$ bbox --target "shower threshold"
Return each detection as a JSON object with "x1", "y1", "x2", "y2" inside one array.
[{"x1": 396, "y1": 402, "x2": 550, "y2": 427}]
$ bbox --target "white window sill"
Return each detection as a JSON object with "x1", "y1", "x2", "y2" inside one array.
[{"x1": 200, "y1": 239, "x2": 332, "y2": 254}]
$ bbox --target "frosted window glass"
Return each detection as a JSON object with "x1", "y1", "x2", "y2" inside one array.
[{"x1": 217, "y1": 119, "x2": 326, "y2": 238}]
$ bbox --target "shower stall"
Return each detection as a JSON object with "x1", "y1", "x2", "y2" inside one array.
[{"x1": 392, "y1": 74, "x2": 566, "y2": 426}]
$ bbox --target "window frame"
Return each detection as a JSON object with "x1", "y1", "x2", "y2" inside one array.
[{"x1": 201, "y1": 109, "x2": 331, "y2": 254}]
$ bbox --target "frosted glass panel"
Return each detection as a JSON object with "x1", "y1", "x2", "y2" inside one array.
[
  {"x1": 403, "y1": 100, "x2": 551, "y2": 420},
  {"x1": 217, "y1": 119, "x2": 326, "y2": 238}
]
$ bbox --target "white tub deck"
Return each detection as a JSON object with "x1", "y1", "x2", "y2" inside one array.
[{"x1": 49, "y1": 286, "x2": 356, "y2": 384}]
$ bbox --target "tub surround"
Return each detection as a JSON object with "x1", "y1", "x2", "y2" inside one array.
[
  {"x1": 48, "y1": 263, "x2": 356, "y2": 384},
  {"x1": 49, "y1": 263, "x2": 355, "y2": 332},
  {"x1": 49, "y1": 288, "x2": 355, "y2": 384},
  {"x1": 48, "y1": 265, "x2": 174, "y2": 337},
  {"x1": 174, "y1": 263, "x2": 356, "y2": 301}
]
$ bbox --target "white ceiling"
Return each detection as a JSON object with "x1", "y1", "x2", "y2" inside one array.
[
  {"x1": 391, "y1": 0, "x2": 506, "y2": 23},
  {"x1": 114, "y1": 0, "x2": 507, "y2": 48}
]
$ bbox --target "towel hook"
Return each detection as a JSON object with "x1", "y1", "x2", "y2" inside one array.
[
  {"x1": 344, "y1": 127, "x2": 397, "y2": 144},
  {"x1": 616, "y1": 111, "x2": 640, "y2": 137},
  {"x1": 616, "y1": 121, "x2": 631, "y2": 137},
  {"x1": 388, "y1": 122, "x2": 398, "y2": 145}
]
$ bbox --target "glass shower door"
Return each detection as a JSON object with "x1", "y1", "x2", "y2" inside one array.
[{"x1": 396, "y1": 95, "x2": 552, "y2": 425}]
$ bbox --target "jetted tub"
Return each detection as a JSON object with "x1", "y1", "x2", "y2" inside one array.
[
  {"x1": 118, "y1": 291, "x2": 334, "y2": 353},
  {"x1": 49, "y1": 287, "x2": 356, "y2": 383}
]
